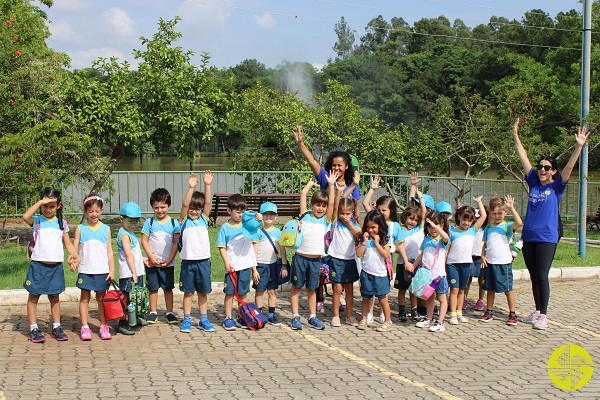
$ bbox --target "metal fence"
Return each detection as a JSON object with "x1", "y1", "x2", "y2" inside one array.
[{"x1": 3, "y1": 171, "x2": 600, "y2": 220}]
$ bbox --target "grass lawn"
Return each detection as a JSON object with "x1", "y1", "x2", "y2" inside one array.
[{"x1": 1, "y1": 226, "x2": 599, "y2": 290}]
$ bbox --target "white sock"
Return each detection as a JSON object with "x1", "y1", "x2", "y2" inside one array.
[
  {"x1": 309, "y1": 314, "x2": 316, "y2": 319},
  {"x1": 53, "y1": 322, "x2": 60, "y2": 329},
  {"x1": 30, "y1": 324, "x2": 38, "y2": 331}
]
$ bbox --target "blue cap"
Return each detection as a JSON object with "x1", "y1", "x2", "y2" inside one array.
[
  {"x1": 119, "y1": 202, "x2": 143, "y2": 218},
  {"x1": 259, "y1": 202, "x2": 278, "y2": 214},
  {"x1": 412, "y1": 194, "x2": 435, "y2": 210},
  {"x1": 242, "y1": 211, "x2": 262, "y2": 241},
  {"x1": 436, "y1": 201, "x2": 453, "y2": 214}
]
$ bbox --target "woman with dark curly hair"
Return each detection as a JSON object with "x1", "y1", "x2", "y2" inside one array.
[{"x1": 513, "y1": 118, "x2": 589, "y2": 330}]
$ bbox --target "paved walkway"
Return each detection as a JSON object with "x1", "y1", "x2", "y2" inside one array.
[{"x1": 1, "y1": 280, "x2": 599, "y2": 400}]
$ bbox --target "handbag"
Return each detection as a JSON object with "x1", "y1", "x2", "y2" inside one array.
[
  {"x1": 261, "y1": 228, "x2": 289, "y2": 285},
  {"x1": 102, "y1": 280, "x2": 127, "y2": 321},
  {"x1": 409, "y1": 240, "x2": 442, "y2": 300},
  {"x1": 229, "y1": 272, "x2": 268, "y2": 331}
]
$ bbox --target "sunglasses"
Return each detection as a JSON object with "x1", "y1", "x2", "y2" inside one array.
[{"x1": 536, "y1": 164, "x2": 552, "y2": 171}]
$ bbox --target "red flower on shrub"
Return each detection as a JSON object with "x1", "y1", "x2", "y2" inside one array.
[
  {"x1": 14, "y1": 35, "x2": 18, "y2": 41},
  {"x1": 6, "y1": 20, "x2": 12, "y2": 27},
  {"x1": 15, "y1": 50, "x2": 21, "y2": 57}
]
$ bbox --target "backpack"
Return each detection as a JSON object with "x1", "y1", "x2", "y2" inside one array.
[
  {"x1": 26, "y1": 218, "x2": 41, "y2": 259},
  {"x1": 409, "y1": 240, "x2": 441, "y2": 300},
  {"x1": 319, "y1": 263, "x2": 332, "y2": 287},
  {"x1": 229, "y1": 272, "x2": 268, "y2": 330},
  {"x1": 279, "y1": 212, "x2": 310, "y2": 250},
  {"x1": 130, "y1": 283, "x2": 149, "y2": 318}
]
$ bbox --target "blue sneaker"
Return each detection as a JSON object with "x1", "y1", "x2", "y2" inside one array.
[
  {"x1": 237, "y1": 318, "x2": 249, "y2": 329},
  {"x1": 267, "y1": 315, "x2": 282, "y2": 325},
  {"x1": 222, "y1": 317, "x2": 236, "y2": 331},
  {"x1": 180, "y1": 318, "x2": 192, "y2": 333},
  {"x1": 198, "y1": 318, "x2": 215, "y2": 332},
  {"x1": 290, "y1": 316, "x2": 302, "y2": 330},
  {"x1": 308, "y1": 317, "x2": 325, "y2": 330}
]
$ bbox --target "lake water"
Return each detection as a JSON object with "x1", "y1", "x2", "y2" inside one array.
[{"x1": 115, "y1": 155, "x2": 230, "y2": 172}]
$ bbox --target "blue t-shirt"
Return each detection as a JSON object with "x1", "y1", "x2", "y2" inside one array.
[
  {"x1": 522, "y1": 168, "x2": 566, "y2": 243},
  {"x1": 316, "y1": 166, "x2": 361, "y2": 200}
]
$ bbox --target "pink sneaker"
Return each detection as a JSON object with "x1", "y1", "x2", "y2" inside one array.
[
  {"x1": 474, "y1": 299, "x2": 485, "y2": 311},
  {"x1": 80, "y1": 326, "x2": 92, "y2": 341},
  {"x1": 99, "y1": 324, "x2": 112, "y2": 340}
]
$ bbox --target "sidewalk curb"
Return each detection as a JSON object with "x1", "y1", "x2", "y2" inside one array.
[{"x1": 2, "y1": 266, "x2": 599, "y2": 306}]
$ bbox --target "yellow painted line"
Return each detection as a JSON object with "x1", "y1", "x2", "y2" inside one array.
[{"x1": 296, "y1": 330, "x2": 464, "y2": 400}]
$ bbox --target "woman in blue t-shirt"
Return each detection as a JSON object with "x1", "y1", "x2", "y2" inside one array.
[{"x1": 513, "y1": 118, "x2": 589, "y2": 330}]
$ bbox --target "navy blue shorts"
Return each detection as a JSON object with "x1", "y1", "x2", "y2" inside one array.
[
  {"x1": 329, "y1": 257, "x2": 359, "y2": 284},
  {"x1": 446, "y1": 263, "x2": 471, "y2": 289},
  {"x1": 77, "y1": 273, "x2": 108, "y2": 292},
  {"x1": 359, "y1": 270, "x2": 390, "y2": 299},
  {"x1": 179, "y1": 259, "x2": 212, "y2": 294},
  {"x1": 393, "y1": 263, "x2": 413, "y2": 290},
  {"x1": 435, "y1": 275, "x2": 449, "y2": 295},
  {"x1": 291, "y1": 254, "x2": 320, "y2": 290},
  {"x1": 24, "y1": 261, "x2": 65, "y2": 296},
  {"x1": 224, "y1": 269, "x2": 251, "y2": 295},
  {"x1": 146, "y1": 266, "x2": 175, "y2": 291},
  {"x1": 470, "y1": 257, "x2": 482, "y2": 277},
  {"x1": 119, "y1": 275, "x2": 145, "y2": 293},
  {"x1": 482, "y1": 263, "x2": 513, "y2": 293},
  {"x1": 253, "y1": 262, "x2": 279, "y2": 292}
]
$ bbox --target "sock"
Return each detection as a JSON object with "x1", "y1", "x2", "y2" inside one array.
[
  {"x1": 200, "y1": 313, "x2": 208, "y2": 321},
  {"x1": 30, "y1": 323, "x2": 38, "y2": 331},
  {"x1": 293, "y1": 314, "x2": 300, "y2": 318},
  {"x1": 184, "y1": 313, "x2": 191, "y2": 319},
  {"x1": 268, "y1": 307, "x2": 275, "y2": 317},
  {"x1": 53, "y1": 322, "x2": 60, "y2": 329},
  {"x1": 82, "y1": 325, "x2": 89, "y2": 329},
  {"x1": 165, "y1": 311, "x2": 174, "y2": 316},
  {"x1": 225, "y1": 315, "x2": 232, "y2": 319},
  {"x1": 149, "y1": 311, "x2": 157, "y2": 315},
  {"x1": 449, "y1": 311, "x2": 457, "y2": 317},
  {"x1": 309, "y1": 314, "x2": 316, "y2": 319},
  {"x1": 456, "y1": 310, "x2": 463, "y2": 316}
]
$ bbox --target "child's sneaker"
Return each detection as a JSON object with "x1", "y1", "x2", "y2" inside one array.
[
  {"x1": 411, "y1": 309, "x2": 424, "y2": 322},
  {"x1": 237, "y1": 318, "x2": 249, "y2": 329},
  {"x1": 376, "y1": 322, "x2": 392, "y2": 332},
  {"x1": 416, "y1": 319, "x2": 431, "y2": 328},
  {"x1": 316, "y1": 301, "x2": 324, "y2": 312},
  {"x1": 165, "y1": 313, "x2": 178, "y2": 325},
  {"x1": 533, "y1": 314, "x2": 548, "y2": 330},
  {"x1": 457, "y1": 315, "x2": 469, "y2": 323},
  {"x1": 308, "y1": 317, "x2": 325, "y2": 330},
  {"x1": 346, "y1": 316, "x2": 359, "y2": 326},
  {"x1": 366, "y1": 312, "x2": 374, "y2": 325},
  {"x1": 357, "y1": 319, "x2": 368, "y2": 330},
  {"x1": 180, "y1": 318, "x2": 192, "y2": 333},
  {"x1": 99, "y1": 324, "x2": 112, "y2": 340},
  {"x1": 28, "y1": 328, "x2": 46, "y2": 343},
  {"x1": 51, "y1": 326, "x2": 69, "y2": 341},
  {"x1": 222, "y1": 317, "x2": 237, "y2": 331},
  {"x1": 80, "y1": 326, "x2": 92, "y2": 341},
  {"x1": 429, "y1": 320, "x2": 446, "y2": 332},
  {"x1": 290, "y1": 316, "x2": 302, "y2": 330},
  {"x1": 462, "y1": 299, "x2": 468, "y2": 311},
  {"x1": 520, "y1": 310, "x2": 540, "y2": 324},
  {"x1": 267, "y1": 315, "x2": 281, "y2": 325},
  {"x1": 136, "y1": 317, "x2": 149, "y2": 326},
  {"x1": 506, "y1": 312, "x2": 518, "y2": 326},
  {"x1": 474, "y1": 299, "x2": 485, "y2": 311},
  {"x1": 198, "y1": 318, "x2": 215, "y2": 332},
  {"x1": 398, "y1": 308, "x2": 407, "y2": 322},
  {"x1": 479, "y1": 310, "x2": 494, "y2": 323},
  {"x1": 331, "y1": 316, "x2": 341, "y2": 327},
  {"x1": 118, "y1": 320, "x2": 135, "y2": 335},
  {"x1": 146, "y1": 313, "x2": 159, "y2": 324},
  {"x1": 448, "y1": 316, "x2": 459, "y2": 325}
]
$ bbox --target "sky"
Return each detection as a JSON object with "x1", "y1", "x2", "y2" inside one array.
[{"x1": 39, "y1": 0, "x2": 584, "y2": 71}]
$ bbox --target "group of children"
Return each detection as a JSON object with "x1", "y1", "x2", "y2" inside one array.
[{"x1": 23, "y1": 162, "x2": 525, "y2": 342}]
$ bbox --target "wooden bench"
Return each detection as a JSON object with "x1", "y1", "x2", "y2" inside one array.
[
  {"x1": 209, "y1": 193, "x2": 301, "y2": 226},
  {"x1": 587, "y1": 204, "x2": 600, "y2": 230}
]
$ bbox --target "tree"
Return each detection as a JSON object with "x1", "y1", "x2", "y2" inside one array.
[{"x1": 333, "y1": 16, "x2": 355, "y2": 60}]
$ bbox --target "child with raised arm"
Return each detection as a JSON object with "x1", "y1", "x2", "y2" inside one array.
[
  {"x1": 480, "y1": 195, "x2": 523, "y2": 325},
  {"x1": 22, "y1": 188, "x2": 79, "y2": 343},
  {"x1": 73, "y1": 194, "x2": 115, "y2": 341},
  {"x1": 356, "y1": 210, "x2": 393, "y2": 332},
  {"x1": 217, "y1": 194, "x2": 260, "y2": 331},
  {"x1": 414, "y1": 212, "x2": 450, "y2": 332},
  {"x1": 254, "y1": 202, "x2": 288, "y2": 325},
  {"x1": 141, "y1": 188, "x2": 181, "y2": 324},
  {"x1": 179, "y1": 171, "x2": 215, "y2": 333},
  {"x1": 116, "y1": 201, "x2": 147, "y2": 335},
  {"x1": 445, "y1": 198, "x2": 487, "y2": 325},
  {"x1": 288, "y1": 174, "x2": 336, "y2": 330}
]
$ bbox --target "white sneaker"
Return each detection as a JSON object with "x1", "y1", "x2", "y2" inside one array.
[
  {"x1": 379, "y1": 312, "x2": 385, "y2": 323},
  {"x1": 429, "y1": 320, "x2": 446, "y2": 332},
  {"x1": 520, "y1": 310, "x2": 540, "y2": 324},
  {"x1": 366, "y1": 312, "x2": 374, "y2": 325},
  {"x1": 533, "y1": 314, "x2": 548, "y2": 330},
  {"x1": 457, "y1": 315, "x2": 469, "y2": 323},
  {"x1": 448, "y1": 316, "x2": 459, "y2": 325},
  {"x1": 416, "y1": 319, "x2": 431, "y2": 328}
]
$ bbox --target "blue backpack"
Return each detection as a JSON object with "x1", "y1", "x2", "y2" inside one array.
[{"x1": 279, "y1": 212, "x2": 310, "y2": 250}]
